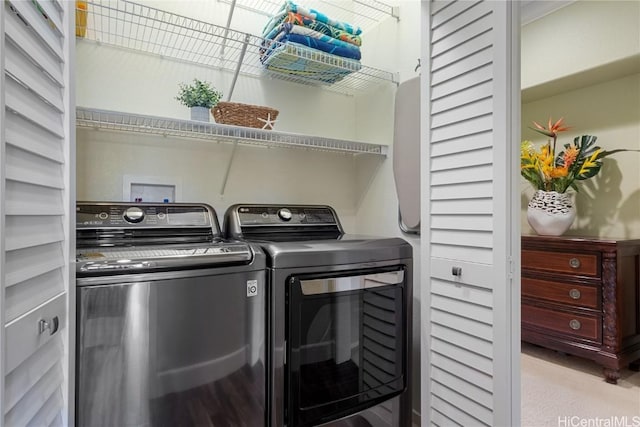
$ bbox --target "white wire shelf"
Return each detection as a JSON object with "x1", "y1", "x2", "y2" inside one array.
[
  {"x1": 76, "y1": 107, "x2": 389, "y2": 156},
  {"x1": 219, "y1": 0, "x2": 399, "y2": 33},
  {"x1": 79, "y1": 0, "x2": 398, "y2": 95}
]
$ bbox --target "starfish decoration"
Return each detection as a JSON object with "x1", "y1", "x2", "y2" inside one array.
[{"x1": 257, "y1": 113, "x2": 277, "y2": 130}]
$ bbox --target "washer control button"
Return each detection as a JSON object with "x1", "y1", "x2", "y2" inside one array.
[
  {"x1": 278, "y1": 208, "x2": 292, "y2": 221},
  {"x1": 98, "y1": 212, "x2": 109, "y2": 220},
  {"x1": 123, "y1": 207, "x2": 145, "y2": 223}
]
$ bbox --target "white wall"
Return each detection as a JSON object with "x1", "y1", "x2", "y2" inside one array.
[
  {"x1": 521, "y1": 1, "x2": 640, "y2": 238},
  {"x1": 521, "y1": 1, "x2": 640, "y2": 90}
]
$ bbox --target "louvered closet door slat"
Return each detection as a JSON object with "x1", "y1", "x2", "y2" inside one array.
[
  {"x1": 432, "y1": 31, "x2": 493, "y2": 71},
  {"x1": 5, "y1": 243, "x2": 65, "y2": 287},
  {"x1": 6, "y1": 113, "x2": 64, "y2": 163},
  {"x1": 6, "y1": 145, "x2": 64, "y2": 189},
  {"x1": 430, "y1": 294, "x2": 492, "y2": 325},
  {"x1": 431, "y1": 164, "x2": 492, "y2": 185},
  {"x1": 431, "y1": 115, "x2": 493, "y2": 146},
  {"x1": 431, "y1": 214, "x2": 492, "y2": 232},
  {"x1": 5, "y1": 216, "x2": 65, "y2": 251},
  {"x1": 432, "y1": 393, "x2": 489, "y2": 427},
  {"x1": 431, "y1": 64, "x2": 492, "y2": 102},
  {"x1": 5, "y1": 77, "x2": 64, "y2": 138},
  {"x1": 431, "y1": 0, "x2": 482, "y2": 29},
  {"x1": 431, "y1": 97, "x2": 492, "y2": 129},
  {"x1": 5, "y1": 338, "x2": 63, "y2": 412},
  {"x1": 432, "y1": 366, "x2": 492, "y2": 408},
  {"x1": 431, "y1": 81, "x2": 492, "y2": 116},
  {"x1": 7, "y1": 0, "x2": 63, "y2": 61},
  {"x1": 432, "y1": 12, "x2": 492, "y2": 51},
  {"x1": 431, "y1": 146, "x2": 492, "y2": 170},
  {"x1": 431, "y1": 181, "x2": 492, "y2": 200},
  {"x1": 5, "y1": 180, "x2": 64, "y2": 215},
  {"x1": 432, "y1": 309, "x2": 492, "y2": 342},
  {"x1": 4, "y1": 362, "x2": 63, "y2": 426},
  {"x1": 432, "y1": 323, "x2": 492, "y2": 358},
  {"x1": 34, "y1": 1, "x2": 63, "y2": 35},
  {"x1": 431, "y1": 352, "x2": 492, "y2": 392},
  {"x1": 27, "y1": 388, "x2": 64, "y2": 427},
  {"x1": 5, "y1": 270, "x2": 64, "y2": 323},
  {"x1": 430, "y1": 197, "x2": 492, "y2": 215},
  {"x1": 4, "y1": 3, "x2": 63, "y2": 85},
  {"x1": 431, "y1": 245, "x2": 493, "y2": 265},
  {"x1": 431, "y1": 338, "x2": 493, "y2": 376},
  {"x1": 5, "y1": 40, "x2": 64, "y2": 112},
  {"x1": 430, "y1": 129, "x2": 492, "y2": 156}
]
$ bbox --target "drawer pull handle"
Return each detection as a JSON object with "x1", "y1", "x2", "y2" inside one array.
[
  {"x1": 569, "y1": 258, "x2": 581, "y2": 269},
  {"x1": 569, "y1": 319, "x2": 581, "y2": 330},
  {"x1": 569, "y1": 289, "x2": 581, "y2": 300},
  {"x1": 451, "y1": 266, "x2": 462, "y2": 277}
]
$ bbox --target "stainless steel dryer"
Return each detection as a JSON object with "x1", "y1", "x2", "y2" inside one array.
[
  {"x1": 224, "y1": 204, "x2": 413, "y2": 427},
  {"x1": 76, "y1": 202, "x2": 267, "y2": 427}
]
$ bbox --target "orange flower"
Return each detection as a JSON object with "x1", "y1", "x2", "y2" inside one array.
[
  {"x1": 563, "y1": 144, "x2": 579, "y2": 168},
  {"x1": 549, "y1": 166, "x2": 569, "y2": 178},
  {"x1": 532, "y1": 117, "x2": 572, "y2": 138}
]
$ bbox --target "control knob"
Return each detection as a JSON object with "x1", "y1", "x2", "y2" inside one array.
[
  {"x1": 278, "y1": 208, "x2": 292, "y2": 221},
  {"x1": 123, "y1": 207, "x2": 145, "y2": 223}
]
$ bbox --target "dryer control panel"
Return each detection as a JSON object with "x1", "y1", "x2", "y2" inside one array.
[
  {"x1": 224, "y1": 204, "x2": 344, "y2": 240},
  {"x1": 235, "y1": 206, "x2": 338, "y2": 225}
]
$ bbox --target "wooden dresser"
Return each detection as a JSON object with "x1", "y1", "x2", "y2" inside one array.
[{"x1": 521, "y1": 235, "x2": 640, "y2": 383}]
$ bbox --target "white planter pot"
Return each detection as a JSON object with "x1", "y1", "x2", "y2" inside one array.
[
  {"x1": 527, "y1": 190, "x2": 576, "y2": 236},
  {"x1": 190, "y1": 106, "x2": 210, "y2": 122}
]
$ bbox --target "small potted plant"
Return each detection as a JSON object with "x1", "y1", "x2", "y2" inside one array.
[{"x1": 175, "y1": 78, "x2": 223, "y2": 122}]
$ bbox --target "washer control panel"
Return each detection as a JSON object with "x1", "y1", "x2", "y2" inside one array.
[{"x1": 76, "y1": 203, "x2": 213, "y2": 228}]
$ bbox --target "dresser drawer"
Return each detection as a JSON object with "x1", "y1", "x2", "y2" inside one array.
[
  {"x1": 522, "y1": 304, "x2": 601, "y2": 343},
  {"x1": 522, "y1": 249, "x2": 600, "y2": 277},
  {"x1": 522, "y1": 277, "x2": 599, "y2": 309}
]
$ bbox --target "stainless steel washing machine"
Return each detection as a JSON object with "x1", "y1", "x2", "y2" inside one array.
[
  {"x1": 224, "y1": 204, "x2": 413, "y2": 427},
  {"x1": 76, "y1": 202, "x2": 267, "y2": 426}
]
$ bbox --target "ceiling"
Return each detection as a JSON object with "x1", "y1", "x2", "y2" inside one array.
[{"x1": 520, "y1": 0, "x2": 575, "y2": 26}]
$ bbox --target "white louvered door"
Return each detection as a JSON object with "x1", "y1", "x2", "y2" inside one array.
[
  {"x1": 421, "y1": 1, "x2": 520, "y2": 425},
  {"x1": 1, "y1": 1, "x2": 74, "y2": 426}
]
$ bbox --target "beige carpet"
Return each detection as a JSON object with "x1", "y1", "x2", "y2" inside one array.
[{"x1": 521, "y1": 342, "x2": 640, "y2": 427}]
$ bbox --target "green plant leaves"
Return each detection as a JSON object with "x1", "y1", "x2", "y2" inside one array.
[{"x1": 175, "y1": 78, "x2": 223, "y2": 108}]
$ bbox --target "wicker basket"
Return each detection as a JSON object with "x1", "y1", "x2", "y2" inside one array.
[{"x1": 211, "y1": 102, "x2": 279, "y2": 129}]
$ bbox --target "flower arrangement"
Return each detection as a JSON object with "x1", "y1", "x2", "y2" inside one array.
[
  {"x1": 520, "y1": 117, "x2": 625, "y2": 193},
  {"x1": 175, "y1": 79, "x2": 223, "y2": 108}
]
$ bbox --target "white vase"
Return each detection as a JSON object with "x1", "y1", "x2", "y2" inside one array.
[
  {"x1": 190, "y1": 106, "x2": 210, "y2": 122},
  {"x1": 527, "y1": 190, "x2": 576, "y2": 236}
]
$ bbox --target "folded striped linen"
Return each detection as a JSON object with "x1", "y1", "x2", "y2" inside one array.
[
  {"x1": 264, "y1": 11, "x2": 362, "y2": 47},
  {"x1": 263, "y1": 0, "x2": 362, "y2": 38},
  {"x1": 262, "y1": 42, "x2": 362, "y2": 84},
  {"x1": 263, "y1": 23, "x2": 362, "y2": 60}
]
